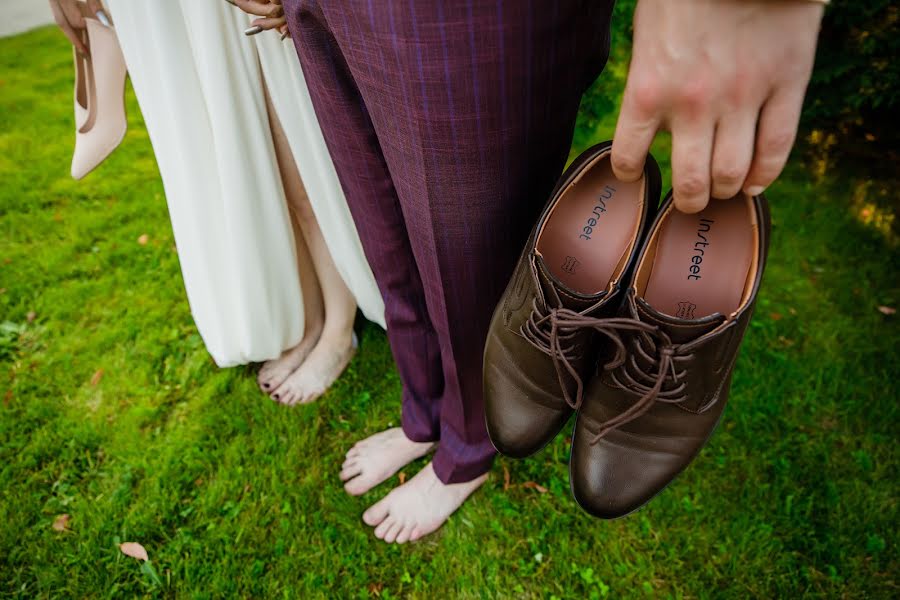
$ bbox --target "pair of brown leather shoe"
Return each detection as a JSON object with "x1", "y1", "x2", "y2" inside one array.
[{"x1": 483, "y1": 141, "x2": 770, "y2": 518}]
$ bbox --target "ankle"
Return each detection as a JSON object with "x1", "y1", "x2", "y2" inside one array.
[
  {"x1": 302, "y1": 317, "x2": 325, "y2": 341},
  {"x1": 318, "y1": 319, "x2": 356, "y2": 348}
]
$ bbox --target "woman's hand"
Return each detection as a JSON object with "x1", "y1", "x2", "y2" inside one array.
[
  {"x1": 612, "y1": 0, "x2": 825, "y2": 212},
  {"x1": 48, "y1": 0, "x2": 105, "y2": 56},
  {"x1": 230, "y1": 0, "x2": 290, "y2": 39}
]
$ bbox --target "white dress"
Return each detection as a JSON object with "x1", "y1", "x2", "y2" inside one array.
[{"x1": 103, "y1": 0, "x2": 385, "y2": 367}]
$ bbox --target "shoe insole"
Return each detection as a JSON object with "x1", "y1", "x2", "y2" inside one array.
[
  {"x1": 76, "y1": 29, "x2": 98, "y2": 134},
  {"x1": 536, "y1": 157, "x2": 643, "y2": 295},
  {"x1": 644, "y1": 195, "x2": 754, "y2": 319},
  {"x1": 75, "y1": 43, "x2": 88, "y2": 112}
]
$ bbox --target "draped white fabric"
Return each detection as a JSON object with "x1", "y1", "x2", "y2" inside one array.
[{"x1": 104, "y1": 0, "x2": 385, "y2": 367}]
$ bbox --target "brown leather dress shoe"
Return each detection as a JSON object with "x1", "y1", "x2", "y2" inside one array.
[
  {"x1": 569, "y1": 191, "x2": 770, "y2": 518},
  {"x1": 483, "y1": 142, "x2": 661, "y2": 458}
]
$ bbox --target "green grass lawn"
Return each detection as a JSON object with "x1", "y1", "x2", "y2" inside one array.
[{"x1": 1, "y1": 27, "x2": 897, "y2": 599}]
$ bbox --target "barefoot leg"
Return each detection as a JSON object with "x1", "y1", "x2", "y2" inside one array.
[
  {"x1": 257, "y1": 78, "x2": 325, "y2": 396},
  {"x1": 264, "y1": 91, "x2": 359, "y2": 406}
]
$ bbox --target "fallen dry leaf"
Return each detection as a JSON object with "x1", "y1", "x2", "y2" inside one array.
[
  {"x1": 3, "y1": 389, "x2": 11, "y2": 407},
  {"x1": 503, "y1": 465, "x2": 510, "y2": 491},
  {"x1": 776, "y1": 336, "x2": 795, "y2": 348},
  {"x1": 769, "y1": 312, "x2": 783, "y2": 321},
  {"x1": 26, "y1": 311, "x2": 36, "y2": 323},
  {"x1": 137, "y1": 234, "x2": 149, "y2": 246},
  {"x1": 90, "y1": 369, "x2": 104, "y2": 386},
  {"x1": 522, "y1": 481, "x2": 548, "y2": 493},
  {"x1": 878, "y1": 305, "x2": 896, "y2": 315},
  {"x1": 368, "y1": 583, "x2": 384, "y2": 595},
  {"x1": 119, "y1": 542, "x2": 149, "y2": 561},
  {"x1": 52, "y1": 514, "x2": 70, "y2": 532},
  {"x1": 398, "y1": 471, "x2": 406, "y2": 485}
]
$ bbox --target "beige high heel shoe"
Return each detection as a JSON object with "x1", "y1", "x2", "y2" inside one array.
[{"x1": 71, "y1": 11, "x2": 127, "y2": 180}]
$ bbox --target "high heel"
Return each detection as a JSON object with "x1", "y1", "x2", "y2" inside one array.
[{"x1": 71, "y1": 16, "x2": 127, "y2": 180}]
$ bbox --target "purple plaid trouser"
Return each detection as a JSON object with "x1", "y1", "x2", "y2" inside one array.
[{"x1": 284, "y1": 0, "x2": 614, "y2": 483}]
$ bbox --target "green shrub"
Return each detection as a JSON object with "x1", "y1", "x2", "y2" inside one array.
[{"x1": 805, "y1": 3, "x2": 899, "y2": 174}]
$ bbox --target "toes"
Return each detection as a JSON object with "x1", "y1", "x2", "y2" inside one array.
[
  {"x1": 258, "y1": 364, "x2": 288, "y2": 392},
  {"x1": 383, "y1": 521, "x2": 402, "y2": 543},
  {"x1": 271, "y1": 382, "x2": 288, "y2": 403},
  {"x1": 409, "y1": 526, "x2": 424, "y2": 542},
  {"x1": 300, "y1": 388, "x2": 325, "y2": 404},
  {"x1": 363, "y1": 497, "x2": 390, "y2": 526},
  {"x1": 339, "y1": 462, "x2": 362, "y2": 482},
  {"x1": 273, "y1": 383, "x2": 300, "y2": 406},
  {"x1": 396, "y1": 524, "x2": 413, "y2": 544},
  {"x1": 344, "y1": 474, "x2": 372, "y2": 496},
  {"x1": 374, "y1": 517, "x2": 394, "y2": 540}
]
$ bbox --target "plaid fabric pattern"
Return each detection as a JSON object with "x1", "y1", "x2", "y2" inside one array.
[{"x1": 284, "y1": 0, "x2": 613, "y2": 482}]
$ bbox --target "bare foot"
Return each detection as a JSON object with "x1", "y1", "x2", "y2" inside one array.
[
  {"x1": 339, "y1": 428, "x2": 435, "y2": 496},
  {"x1": 271, "y1": 331, "x2": 357, "y2": 405},
  {"x1": 362, "y1": 462, "x2": 488, "y2": 544},
  {"x1": 257, "y1": 325, "x2": 322, "y2": 393}
]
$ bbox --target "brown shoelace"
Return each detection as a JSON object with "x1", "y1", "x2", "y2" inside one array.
[{"x1": 521, "y1": 301, "x2": 695, "y2": 444}]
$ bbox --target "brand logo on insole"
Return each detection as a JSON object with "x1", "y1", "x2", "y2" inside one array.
[
  {"x1": 579, "y1": 186, "x2": 616, "y2": 241},
  {"x1": 676, "y1": 301, "x2": 697, "y2": 319},
  {"x1": 562, "y1": 256, "x2": 581, "y2": 274},
  {"x1": 688, "y1": 217, "x2": 715, "y2": 280}
]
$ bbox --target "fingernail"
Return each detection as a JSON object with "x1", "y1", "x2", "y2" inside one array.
[
  {"x1": 745, "y1": 185, "x2": 765, "y2": 197},
  {"x1": 244, "y1": 25, "x2": 263, "y2": 36},
  {"x1": 280, "y1": 31, "x2": 289, "y2": 41}
]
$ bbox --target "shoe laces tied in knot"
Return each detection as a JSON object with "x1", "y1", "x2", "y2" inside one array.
[
  {"x1": 521, "y1": 300, "x2": 651, "y2": 412},
  {"x1": 592, "y1": 326, "x2": 699, "y2": 444}
]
